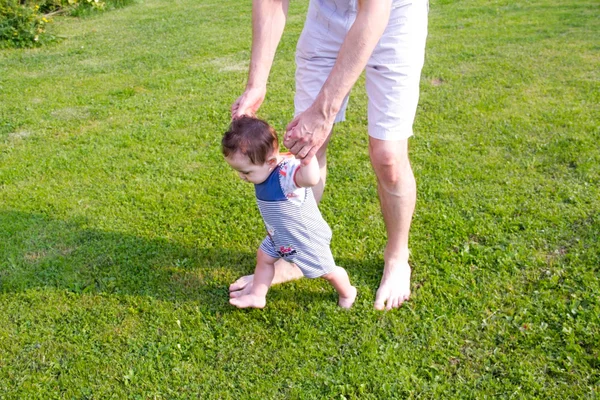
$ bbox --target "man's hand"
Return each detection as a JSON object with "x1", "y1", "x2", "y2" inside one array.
[
  {"x1": 284, "y1": 106, "x2": 334, "y2": 166},
  {"x1": 231, "y1": 86, "x2": 267, "y2": 119}
]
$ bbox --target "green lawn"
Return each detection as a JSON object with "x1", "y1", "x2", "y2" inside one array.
[{"x1": 1, "y1": 0, "x2": 598, "y2": 397}]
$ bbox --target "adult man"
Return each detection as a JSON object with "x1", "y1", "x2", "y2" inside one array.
[{"x1": 230, "y1": 0, "x2": 428, "y2": 310}]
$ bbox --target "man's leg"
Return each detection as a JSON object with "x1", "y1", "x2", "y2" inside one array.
[
  {"x1": 369, "y1": 138, "x2": 416, "y2": 310},
  {"x1": 229, "y1": 131, "x2": 334, "y2": 297},
  {"x1": 364, "y1": 0, "x2": 427, "y2": 309}
]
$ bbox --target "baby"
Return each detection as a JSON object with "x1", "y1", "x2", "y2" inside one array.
[{"x1": 222, "y1": 116, "x2": 357, "y2": 309}]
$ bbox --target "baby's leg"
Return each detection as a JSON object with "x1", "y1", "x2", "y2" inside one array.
[
  {"x1": 321, "y1": 267, "x2": 357, "y2": 309},
  {"x1": 230, "y1": 249, "x2": 278, "y2": 309}
]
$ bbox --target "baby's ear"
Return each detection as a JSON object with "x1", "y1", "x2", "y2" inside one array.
[{"x1": 267, "y1": 156, "x2": 278, "y2": 166}]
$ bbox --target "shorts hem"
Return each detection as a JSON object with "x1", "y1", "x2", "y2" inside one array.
[
  {"x1": 294, "y1": 106, "x2": 347, "y2": 124},
  {"x1": 368, "y1": 127, "x2": 414, "y2": 141}
]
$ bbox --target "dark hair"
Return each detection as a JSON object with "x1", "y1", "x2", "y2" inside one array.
[{"x1": 222, "y1": 116, "x2": 279, "y2": 165}]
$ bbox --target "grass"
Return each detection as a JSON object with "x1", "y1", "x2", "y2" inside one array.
[{"x1": 0, "y1": 0, "x2": 599, "y2": 397}]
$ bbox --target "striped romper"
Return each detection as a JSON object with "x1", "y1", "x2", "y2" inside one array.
[{"x1": 256, "y1": 156, "x2": 336, "y2": 279}]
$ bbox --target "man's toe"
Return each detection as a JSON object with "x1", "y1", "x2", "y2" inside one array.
[
  {"x1": 229, "y1": 275, "x2": 252, "y2": 292},
  {"x1": 385, "y1": 297, "x2": 395, "y2": 310},
  {"x1": 374, "y1": 300, "x2": 385, "y2": 310},
  {"x1": 374, "y1": 287, "x2": 388, "y2": 310}
]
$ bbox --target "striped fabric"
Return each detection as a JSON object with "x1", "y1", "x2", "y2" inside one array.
[{"x1": 255, "y1": 157, "x2": 336, "y2": 278}]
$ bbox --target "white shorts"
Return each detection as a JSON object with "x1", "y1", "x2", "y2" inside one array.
[{"x1": 295, "y1": 0, "x2": 429, "y2": 141}]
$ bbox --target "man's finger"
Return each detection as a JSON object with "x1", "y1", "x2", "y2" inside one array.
[
  {"x1": 286, "y1": 116, "x2": 300, "y2": 134},
  {"x1": 300, "y1": 147, "x2": 318, "y2": 166},
  {"x1": 285, "y1": 127, "x2": 301, "y2": 143},
  {"x1": 283, "y1": 137, "x2": 295, "y2": 148},
  {"x1": 232, "y1": 101, "x2": 245, "y2": 118},
  {"x1": 283, "y1": 130, "x2": 293, "y2": 144},
  {"x1": 297, "y1": 145, "x2": 311, "y2": 159},
  {"x1": 290, "y1": 142, "x2": 305, "y2": 156},
  {"x1": 292, "y1": 132, "x2": 311, "y2": 145},
  {"x1": 284, "y1": 138, "x2": 296, "y2": 150}
]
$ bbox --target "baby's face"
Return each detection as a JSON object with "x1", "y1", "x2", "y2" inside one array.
[{"x1": 225, "y1": 152, "x2": 274, "y2": 184}]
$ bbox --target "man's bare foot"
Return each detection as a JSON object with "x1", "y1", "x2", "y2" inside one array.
[
  {"x1": 229, "y1": 260, "x2": 303, "y2": 299},
  {"x1": 229, "y1": 294, "x2": 266, "y2": 309},
  {"x1": 338, "y1": 286, "x2": 357, "y2": 309},
  {"x1": 229, "y1": 275, "x2": 253, "y2": 298},
  {"x1": 374, "y1": 261, "x2": 411, "y2": 310}
]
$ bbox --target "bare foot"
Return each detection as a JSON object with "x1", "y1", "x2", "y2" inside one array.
[
  {"x1": 229, "y1": 294, "x2": 266, "y2": 309},
  {"x1": 338, "y1": 286, "x2": 357, "y2": 309},
  {"x1": 229, "y1": 260, "x2": 303, "y2": 299},
  {"x1": 374, "y1": 261, "x2": 411, "y2": 310}
]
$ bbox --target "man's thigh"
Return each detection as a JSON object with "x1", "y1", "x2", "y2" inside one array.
[
  {"x1": 366, "y1": 0, "x2": 429, "y2": 141},
  {"x1": 294, "y1": 3, "x2": 351, "y2": 123}
]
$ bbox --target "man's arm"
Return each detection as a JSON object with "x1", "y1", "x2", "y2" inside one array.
[
  {"x1": 284, "y1": 0, "x2": 392, "y2": 163},
  {"x1": 231, "y1": 0, "x2": 289, "y2": 118}
]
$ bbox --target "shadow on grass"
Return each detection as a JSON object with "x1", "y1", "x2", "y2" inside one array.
[{"x1": 0, "y1": 210, "x2": 371, "y2": 309}]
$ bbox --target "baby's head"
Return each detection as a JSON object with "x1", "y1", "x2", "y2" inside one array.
[{"x1": 222, "y1": 116, "x2": 280, "y2": 184}]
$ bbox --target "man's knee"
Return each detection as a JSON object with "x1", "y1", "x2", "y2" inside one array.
[{"x1": 369, "y1": 138, "x2": 411, "y2": 188}]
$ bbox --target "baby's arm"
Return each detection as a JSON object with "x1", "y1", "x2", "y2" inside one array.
[{"x1": 293, "y1": 157, "x2": 320, "y2": 188}]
